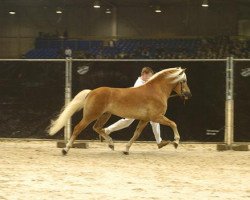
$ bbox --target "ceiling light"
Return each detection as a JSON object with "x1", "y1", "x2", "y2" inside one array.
[
  {"x1": 155, "y1": 9, "x2": 162, "y2": 13},
  {"x1": 202, "y1": 0, "x2": 209, "y2": 7},
  {"x1": 155, "y1": 6, "x2": 162, "y2": 13},
  {"x1": 9, "y1": 11, "x2": 16, "y2": 15},
  {"x1": 94, "y1": 1, "x2": 101, "y2": 8},
  {"x1": 56, "y1": 8, "x2": 63, "y2": 14},
  {"x1": 105, "y1": 9, "x2": 111, "y2": 14}
]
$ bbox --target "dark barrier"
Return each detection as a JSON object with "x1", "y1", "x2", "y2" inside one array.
[
  {"x1": 234, "y1": 61, "x2": 250, "y2": 142},
  {"x1": 0, "y1": 60, "x2": 226, "y2": 142},
  {"x1": 70, "y1": 61, "x2": 226, "y2": 142},
  {"x1": 0, "y1": 61, "x2": 65, "y2": 139}
]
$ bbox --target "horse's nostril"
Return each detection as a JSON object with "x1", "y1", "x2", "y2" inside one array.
[{"x1": 184, "y1": 92, "x2": 192, "y2": 98}]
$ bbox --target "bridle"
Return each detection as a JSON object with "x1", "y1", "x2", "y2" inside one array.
[{"x1": 169, "y1": 81, "x2": 185, "y2": 98}]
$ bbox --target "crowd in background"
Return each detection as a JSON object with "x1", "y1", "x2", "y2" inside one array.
[
  {"x1": 72, "y1": 37, "x2": 249, "y2": 59},
  {"x1": 30, "y1": 34, "x2": 250, "y2": 59},
  {"x1": 196, "y1": 36, "x2": 249, "y2": 59}
]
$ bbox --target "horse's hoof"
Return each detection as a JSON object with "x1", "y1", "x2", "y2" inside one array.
[
  {"x1": 123, "y1": 151, "x2": 129, "y2": 155},
  {"x1": 157, "y1": 140, "x2": 171, "y2": 149},
  {"x1": 173, "y1": 142, "x2": 178, "y2": 149},
  {"x1": 109, "y1": 144, "x2": 114, "y2": 151},
  {"x1": 62, "y1": 149, "x2": 68, "y2": 155}
]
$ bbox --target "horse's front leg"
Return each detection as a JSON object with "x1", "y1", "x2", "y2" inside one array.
[
  {"x1": 123, "y1": 120, "x2": 148, "y2": 155},
  {"x1": 153, "y1": 115, "x2": 180, "y2": 149}
]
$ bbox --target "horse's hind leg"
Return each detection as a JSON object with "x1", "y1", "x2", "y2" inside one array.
[
  {"x1": 93, "y1": 112, "x2": 114, "y2": 150},
  {"x1": 124, "y1": 120, "x2": 148, "y2": 155},
  {"x1": 62, "y1": 118, "x2": 91, "y2": 155}
]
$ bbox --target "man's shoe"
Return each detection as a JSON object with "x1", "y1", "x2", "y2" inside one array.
[{"x1": 157, "y1": 140, "x2": 170, "y2": 149}]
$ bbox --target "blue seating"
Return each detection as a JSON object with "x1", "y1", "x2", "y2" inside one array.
[
  {"x1": 25, "y1": 38, "x2": 243, "y2": 59},
  {"x1": 26, "y1": 48, "x2": 59, "y2": 59}
]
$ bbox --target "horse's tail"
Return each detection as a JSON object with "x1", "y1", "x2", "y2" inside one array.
[{"x1": 48, "y1": 89, "x2": 91, "y2": 136}]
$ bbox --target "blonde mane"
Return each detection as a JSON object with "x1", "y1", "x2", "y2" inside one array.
[{"x1": 148, "y1": 67, "x2": 187, "y2": 83}]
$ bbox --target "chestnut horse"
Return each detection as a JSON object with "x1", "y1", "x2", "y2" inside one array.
[{"x1": 48, "y1": 67, "x2": 191, "y2": 155}]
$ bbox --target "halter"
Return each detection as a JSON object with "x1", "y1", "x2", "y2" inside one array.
[{"x1": 170, "y1": 80, "x2": 185, "y2": 98}]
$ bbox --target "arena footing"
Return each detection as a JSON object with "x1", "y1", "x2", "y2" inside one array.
[{"x1": 56, "y1": 141, "x2": 89, "y2": 149}]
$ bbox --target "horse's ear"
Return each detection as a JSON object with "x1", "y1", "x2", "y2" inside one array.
[{"x1": 179, "y1": 68, "x2": 186, "y2": 75}]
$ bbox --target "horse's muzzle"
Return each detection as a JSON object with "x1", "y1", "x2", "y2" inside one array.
[{"x1": 183, "y1": 92, "x2": 192, "y2": 100}]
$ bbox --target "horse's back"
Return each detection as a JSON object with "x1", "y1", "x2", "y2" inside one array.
[
  {"x1": 85, "y1": 86, "x2": 126, "y2": 108},
  {"x1": 84, "y1": 86, "x2": 161, "y2": 120}
]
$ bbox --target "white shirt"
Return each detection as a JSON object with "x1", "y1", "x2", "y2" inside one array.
[{"x1": 133, "y1": 77, "x2": 145, "y2": 87}]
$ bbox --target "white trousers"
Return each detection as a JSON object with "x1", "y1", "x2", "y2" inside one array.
[{"x1": 105, "y1": 118, "x2": 162, "y2": 144}]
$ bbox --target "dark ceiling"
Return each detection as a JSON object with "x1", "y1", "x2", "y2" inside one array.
[{"x1": 1, "y1": 0, "x2": 250, "y2": 7}]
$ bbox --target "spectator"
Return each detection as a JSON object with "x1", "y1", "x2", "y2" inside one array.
[
  {"x1": 64, "y1": 47, "x2": 72, "y2": 58},
  {"x1": 141, "y1": 47, "x2": 150, "y2": 58}
]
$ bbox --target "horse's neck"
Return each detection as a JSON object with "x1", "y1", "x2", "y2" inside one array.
[{"x1": 148, "y1": 77, "x2": 175, "y2": 100}]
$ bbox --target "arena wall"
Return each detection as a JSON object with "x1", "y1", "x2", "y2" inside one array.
[{"x1": 0, "y1": 1, "x2": 240, "y2": 58}]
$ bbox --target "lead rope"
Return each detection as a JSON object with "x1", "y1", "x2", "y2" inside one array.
[{"x1": 169, "y1": 94, "x2": 178, "y2": 98}]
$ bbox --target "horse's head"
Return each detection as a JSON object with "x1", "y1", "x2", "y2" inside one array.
[{"x1": 172, "y1": 68, "x2": 192, "y2": 100}]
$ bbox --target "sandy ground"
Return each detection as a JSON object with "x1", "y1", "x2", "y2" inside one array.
[{"x1": 0, "y1": 140, "x2": 249, "y2": 200}]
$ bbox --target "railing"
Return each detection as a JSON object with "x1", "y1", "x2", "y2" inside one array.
[{"x1": 0, "y1": 58, "x2": 249, "y2": 147}]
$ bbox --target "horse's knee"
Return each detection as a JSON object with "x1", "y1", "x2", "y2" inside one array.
[{"x1": 171, "y1": 122, "x2": 177, "y2": 129}]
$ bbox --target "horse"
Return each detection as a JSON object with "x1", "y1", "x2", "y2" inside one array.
[{"x1": 48, "y1": 67, "x2": 192, "y2": 155}]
